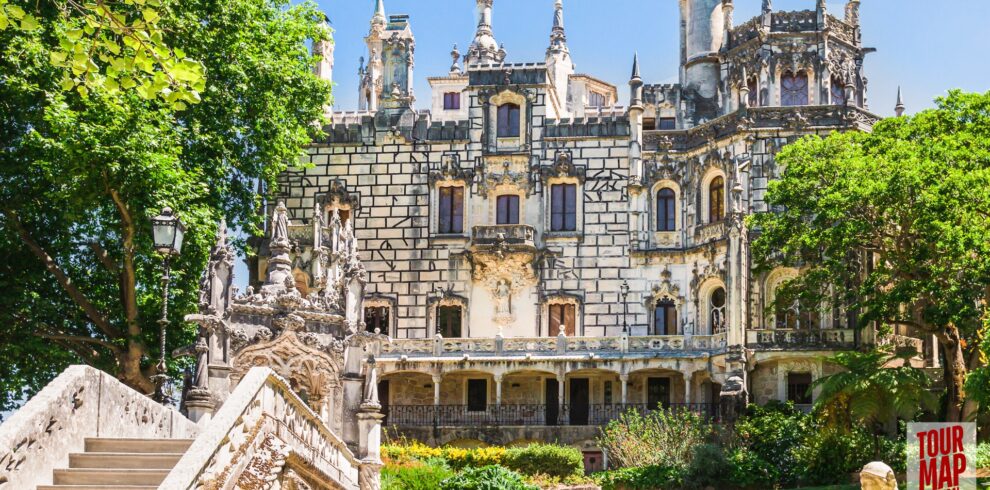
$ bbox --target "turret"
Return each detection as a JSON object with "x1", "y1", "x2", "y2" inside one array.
[
  {"x1": 680, "y1": 0, "x2": 725, "y2": 124},
  {"x1": 628, "y1": 54, "x2": 644, "y2": 185},
  {"x1": 466, "y1": 0, "x2": 505, "y2": 66},
  {"x1": 545, "y1": 0, "x2": 573, "y2": 118},
  {"x1": 313, "y1": 16, "x2": 334, "y2": 85},
  {"x1": 894, "y1": 87, "x2": 905, "y2": 117}
]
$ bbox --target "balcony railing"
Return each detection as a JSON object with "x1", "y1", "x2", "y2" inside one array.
[
  {"x1": 471, "y1": 224, "x2": 537, "y2": 247},
  {"x1": 383, "y1": 403, "x2": 718, "y2": 428},
  {"x1": 746, "y1": 328, "x2": 857, "y2": 349},
  {"x1": 380, "y1": 333, "x2": 728, "y2": 358}
]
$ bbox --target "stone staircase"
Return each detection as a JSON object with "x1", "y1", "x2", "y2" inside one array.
[{"x1": 37, "y1": 437, "x2": 193, "y2": 490}]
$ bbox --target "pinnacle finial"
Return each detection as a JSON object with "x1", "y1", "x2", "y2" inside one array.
[
  {"x1": 372, "y1": 0, "x2": 386, "y2": 25},
  {"x1": 548, "y1": 0, "x2": 567, "y2": 52},
  {"x1": 762, "y1": 0, "x2": 772, "y2": 12},
  {"x1": 631, "y1": 52, "x2": 641, "y2": 80},
  {"x1": 895, "y1": 86, "x2": 906, "y2": 117}
]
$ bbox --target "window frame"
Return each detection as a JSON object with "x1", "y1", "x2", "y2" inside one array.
[
  {"x1": 363, "y1": 305, "x2": 390, "y2": 334},
  {"x1": 780, "y1": 71, "x2": 810, "y2": 107},
  {"x1": 708, "y1": 176, "x2": 725, "y2": 223},
  {"x1": 496, "y1": 194, "x2": 521, "y2": 225},
  {"x1": 710, "y1": 287, "x2": 727, "y2": 335},
  {"x1": 786, "y1": 372, "x2": 813, "y2": 405},
  {"x1": 656, "y1": 187, "x2": 676, "y2": 232},
  {"x1": 443, "y1": 91, "x2": 461, "y2": 110},
  {"x1": 438, "y1": 185, "x2": 465, "y2": 234},
  {"x1": 550, "y1": 183, "x2": 578, "y2": 232},
  {"x1": 653, "y1": 299, "x2": 677, "y2": 335},
  {"x1": 497, "y1": 103, "x2": 521, "y2": 138},
  {"x1": 548, "y1": 303, "x2": 576, "y2": 337},
  {"x1": 437, "y1": 305, "x2": 463, "y2": 338}
]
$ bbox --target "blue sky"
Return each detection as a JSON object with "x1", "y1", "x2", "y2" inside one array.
[{"x1": 318, "y1": 0, "x2": 990, "y2": 117}]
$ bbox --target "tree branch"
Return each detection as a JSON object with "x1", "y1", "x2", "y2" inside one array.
[
  {"x1": 105, "y1": 181, "x2": 141, "y2": 337},
  {"x1": 2, "y1": 209, "x2": 122, "y2": 339},
  {"x1": 36, "y1": 332, "x2": 121, "y2": 354},
  {"x1": 88, "y1": 242, "x2": 120, "y2": 276}
]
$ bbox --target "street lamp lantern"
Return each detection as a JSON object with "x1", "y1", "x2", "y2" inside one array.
[
  {"x1": 620, "y1": 280, "x2": 630, "y2": 335},
  {"x1": 151, "y1": 207, "x2": 185, "y2": 255},
  {"x1": 150, "y1": 207, "x2": 184, "y2": 405}
]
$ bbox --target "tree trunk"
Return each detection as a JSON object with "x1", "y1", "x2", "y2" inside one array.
[{"x1": 936, "y1": 325, "x2": 967, "y2": 422}]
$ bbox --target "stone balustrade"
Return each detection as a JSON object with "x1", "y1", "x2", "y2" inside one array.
[
  {"x1": 694, "y1": 220, "x2": 727, "y2": 243},
  {"x1": 0, "y1": 365, "x2": 200, "y2": 489},
  {"x1": 380, "y1": 333, "x2": 728, "y2": 359},
  {"x1": 160, "y1": 366, "x2": 363, "y2": 490},
  {"x1": 746, "y1": 328, "x2": 858, "y2": 350},
  {"x1": 471, "y1": 224, "x2": 537, "y2": 248}
]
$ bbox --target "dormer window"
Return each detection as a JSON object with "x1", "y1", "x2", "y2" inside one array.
[
  {"x1": 443, "y1": 92, "x2": 461, "y2": 110},
  {"x1": 497, "y1": 103, "x2": 520, "y2": 137},
  {"x1": 781, "y1": 71, "x2": 809, "y2": 106}
]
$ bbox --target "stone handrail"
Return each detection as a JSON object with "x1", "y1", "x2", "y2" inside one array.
[
  {"x1": 160, "y1": 367, "x2": 361, "y2": 490},
  {"x1": 746, "y1": 328, "x2": 857, "y2": 349},
  {"x1": 379, "y1": 334, "x2": 728, "y2": 360},
  {"x1": 695, "y1": 220, "x2": 727, "y2": 243},
  {"x1": 878, "y1": 334, "x2": 925, "y2": 355},
  {"x1": 0, "y1": 365, "x2": 199, "y2": 489},
  {"x1": 471, "y1": 224, "x2": 537, "y2": 247}
]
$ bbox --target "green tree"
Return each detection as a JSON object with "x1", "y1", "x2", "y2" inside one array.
[
  {"x1": 749, "y1": 90, "x2": 990, "y2": 421},
  {"x1": 0, "y1": 0, "x2": 331, "y2": 411},
  {"x1": 811, "y1": 348, "x2": 937, "y2": 435}
]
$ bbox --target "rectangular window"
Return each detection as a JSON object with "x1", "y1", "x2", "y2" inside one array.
[
  {"x1": 642, "y1": 118, "x2": 657, "y2": 131},
  {"x1": 588, "y1": 91, "x2": 606, "y2": 108},
  {"x1": 550, "y1": 184, "x2": 577, "y2": 232},
  {"x1": 548, "y1": 303, "x2": 576, "y2": 336},
  {"x1": 438, "y1": 186, "x2": 464, "y2": 234},
  {"x1": 443, "y1": 92, "x2": 460, "y2": 110},
  {"x1": 438, "y1": 305, "x2": 462, "y2": 337},
  {"x1": 787, "y1": 373, "x2": 813, "y2": 405},
  {"x1": 658, "y1": 118, "x2": 676, "y2": 130},
  {"x1": 364, "y1": 306, "x2": 390, "y2": 334},
  {"x1": 497, "y1": 104, "x2": 521, "y2": 138},
  {"x1": 654, "y1": 301, "x2": 677, "y2": 335},
  {"x1": 496, "y1": 195, "x2": 520, "y2": 225},
  {"x1": 467, "y1": 379, "x2": 488, "y2": 412},
  {"x1": 603, "y1": 381, "x2": 613, "y2": 405}
]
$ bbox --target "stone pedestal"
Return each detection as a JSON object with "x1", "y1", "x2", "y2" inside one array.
[
  {"x1": 357, "y1": 403, "x2": 384, "y2": 490},
  {"x1": 185, "y1": 389, "x2": 215, "y2": 424}
]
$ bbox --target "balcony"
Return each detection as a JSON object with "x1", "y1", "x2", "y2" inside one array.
[
  {"x1": 380, "y1": 334, "x2": 728, "y2": 359},
  {"x1": 471, "y1": 224, "x2": 537, "y2": 249},
  {"x1": 382, "y1": 403, "x2": 718, "y2": 428},
  {"x1": 746, "y1": 328, "x2": 857, "y2": 350}
]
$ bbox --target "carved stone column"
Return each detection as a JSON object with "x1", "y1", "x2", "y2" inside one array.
[
  {"x1": 431, "y1": 373, "x2": 442, "y2": 407},
  {"x1": 494, "y1": 374, "x2": 503, "y2": 407},
  {"x1": 619, "y1": 373, "x2": 629, "y2": 404},
  {"x1": 682, "y1": 371, "x2": 693, "y2": 405}
]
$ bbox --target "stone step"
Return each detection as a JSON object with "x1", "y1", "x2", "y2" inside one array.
[
  {"x1": 52, "y1": 468, "x2": 170, "y2": 486},
  {"x1": 69, "y1": 452, "x2": 183, "y2": 469},
  {"x1": 38, "y1": 486, "x2": 158, "y2": 490},
  {"x1": 83, "y1": 437, "x2": 194, "y2": 454}
]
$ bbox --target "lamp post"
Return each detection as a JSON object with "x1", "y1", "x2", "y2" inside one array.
[
  {"x1": 150, "y1": 207, "x2": 185, "y2": 404},
  {"x1": 620, "y1": 280, "x2": 630, "y2": 335}
]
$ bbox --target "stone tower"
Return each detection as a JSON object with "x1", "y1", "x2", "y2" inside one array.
[
  {"x1": 545, "y1": 0, "x2": 573, "y2": 118},
  {"x1": 465, "y1": 0, "x2": 505, "y2": 66},
  {"x1": 680, "y1": 0, "x2": 725, "y2": 125}
]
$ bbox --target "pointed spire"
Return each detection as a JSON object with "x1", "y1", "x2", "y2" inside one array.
[
  {"x1": 372, "y1": 0, "x2": 386, "y2": 25},
  {"x1": 548, "y1": 0, "x2": 567, "y2": 53},
  {"x1": 467, "y1": 0, "x2": 502, "y2": 65},
  {"x1": 629, "y1": 53, "x2": 643, "y2": 108},
  {"x1": 631, "y1": 52, "x2": 641, "y2": 81},
  {"x1": 762, "y1": 0, "x2": 772, "y2": 12},
  {"x1": 895, "y1": 86, "x2": 906, "y2": 117}
]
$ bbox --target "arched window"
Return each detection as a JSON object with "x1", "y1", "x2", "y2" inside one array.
[
  {"x1": 774, "y1": 300, "x2": 821, "y2": 330},
  {"x1": 710, "y1": 288, "x2": 726, "y2": 334},
  {"x1": 708, "y1": 176, "x2": 725, "y2": 223},
  {"x1": 497, "y1": 103, "x2": 521, "y2": 137},
  {"x1": 654, "y1": 299, "x2": 677, "y2": 335},
  {"x1": 830, "y1": 77, "x2": 846, "y2": 105},
  {"x1": 656, "y1": 188, "x2": 676, "y2": 231},
  {"x1": 781, "y1": 71, "x2": 809, "y2": 106}
]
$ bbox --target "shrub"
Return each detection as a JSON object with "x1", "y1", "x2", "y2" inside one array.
[
  {"x1": 441, "y1": 446, "x2": 507, "y2": 470},
  {"x1": 977, "y1": 442, "x2": 990, "y2": 470},
  {"x1": 382, "y1": 441, "x2": 443, "y2": 465},
  {"x1": 439, "y1": 465, "x2": 538, "y2": 490},
  {"x1": 732, "y1": 402, "x2": 809, "y2": 487},
  {"x1": 382, "y1": 459, "x2": 456, "y2": 490},
  {"x1": 504, "y1": 443, "x2": 584, "y2": 478},
  {"x1": 725, "y1": 447, "x2": 777, "y2": 490},
  {"x1": 597, "y1": 407, "x2": 713, "y2": 469},
  {"x1": 683, "y1": 443, "x2": 732, "y2": 489},
  {"x1": 593, "y1": 464, "x2": 683, "y2": 490}
]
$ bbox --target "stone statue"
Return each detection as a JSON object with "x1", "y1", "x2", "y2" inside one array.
[
  {"x1": 198, "y1": 220, "x2": 235, "y2": 315},
  {"x1": 193, "y1": 335, "x2": 210, "y2": 389},
  {"x1": 272, "y1": 202, "x2": 290, "y2": 249},
  {"x1": 495, "y1": 279, "x2": 511, "y2": 315},
  {"x1": 859, "y1": 462, "x2": 898, "y2": 490},
  {"x1": 362, "y1": 355, "x2": 379, "y2": 407}
]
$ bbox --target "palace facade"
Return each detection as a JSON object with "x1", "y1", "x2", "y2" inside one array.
[{"x1": 259, "y1": 0, "x2": 930, "y2": 469}]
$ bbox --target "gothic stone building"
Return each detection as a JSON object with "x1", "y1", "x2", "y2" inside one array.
[{"x1": 261, "y1": 0, "x2": 926, "y2": 468}]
